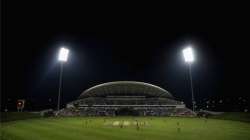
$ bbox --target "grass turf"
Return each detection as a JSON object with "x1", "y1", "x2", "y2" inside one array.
[
  {"x1": 209, "y1": 112, "x2": 250, "y2": 123},
  {"x1": 0, "y1": 112, "x2": 41, "y2": 122},
  {"x1": 1, "y1": 117, "x2": 250, "y2": 140}
]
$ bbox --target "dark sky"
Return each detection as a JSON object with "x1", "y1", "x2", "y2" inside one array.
[{"x1": 2, "y1": 1, "x2": 250, "y2": 110}]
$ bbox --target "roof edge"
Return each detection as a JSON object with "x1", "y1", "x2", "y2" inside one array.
[{"x1": 80, "y1": 81, "x2": 173, "y2": 98}]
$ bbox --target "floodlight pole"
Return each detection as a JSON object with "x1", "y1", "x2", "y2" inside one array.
[
  {"x1": 57, "y1": 62, "x2": 64, "y2": 111},
  {"x1": 188, "y1": 63, "x2": 195, "y2": 112}
]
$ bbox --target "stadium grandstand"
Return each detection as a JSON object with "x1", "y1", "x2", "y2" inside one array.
[{"x1": 63, "y1": 81, "x2": 194, "y2": 116}]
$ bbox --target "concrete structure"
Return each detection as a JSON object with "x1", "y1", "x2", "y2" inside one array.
[{"x1": 66, "y1": 81, "x2": 193, "y2": 116}]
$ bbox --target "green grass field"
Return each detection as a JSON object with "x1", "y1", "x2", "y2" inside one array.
[
  {"x1": 0, "y1": 112, "x2": 41, "y2": 122},
  {"x1": 1, "y1": 115, "x2": 250, "y2": 140}
]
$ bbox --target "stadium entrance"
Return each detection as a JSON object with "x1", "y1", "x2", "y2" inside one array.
[{"x1": 115, "y1": 108, "x2": 139, "y2": 116}]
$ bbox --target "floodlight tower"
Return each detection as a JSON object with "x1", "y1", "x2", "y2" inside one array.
[
  {"x1": 57, "y1": 47, "x2": 69, "y2": 111},
  {"x1": 182, "y1": 46, "x2": 195, "y2": 112}
]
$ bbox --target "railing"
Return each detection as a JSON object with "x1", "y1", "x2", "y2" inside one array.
[{"x1": 77, "y1": 104, "x2": 186, "y2": 108}]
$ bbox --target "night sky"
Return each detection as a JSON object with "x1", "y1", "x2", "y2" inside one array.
[{"x1": 2, "y1": 1, "x2": 250, "y2": 111}]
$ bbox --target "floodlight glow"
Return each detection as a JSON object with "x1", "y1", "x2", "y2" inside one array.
[
  {"x1": 58, "y1": 47, "x2": 69, "y2": 62},
  {"x1": 182, "y1": 47, "x2": 194, "y2": 63}
]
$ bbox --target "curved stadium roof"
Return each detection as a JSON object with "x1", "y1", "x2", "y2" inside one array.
[{"x1": 79, "y1": 81, "x2": 173, "y2": 99}]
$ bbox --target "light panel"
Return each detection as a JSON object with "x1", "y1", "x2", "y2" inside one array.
[
  {"x1": 182, "y1": 47, "x2": 194, "y2": 63},
  {"x1": 58, "y1": 47, "x2": 69, "y2": 62}
]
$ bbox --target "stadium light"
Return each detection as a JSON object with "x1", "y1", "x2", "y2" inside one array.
[
  {"x1": 182, "y1": 46, "x2": 195, "y2": 112},
  {"x1": 182, "y1": 47, "x2": 194, "y2": 63},
  {"x1": 58, "y1": 47, "x2": 69, "y2": 62},
  {"x1": 57, "y1": 47, "x2": 69, "y2": 112}
]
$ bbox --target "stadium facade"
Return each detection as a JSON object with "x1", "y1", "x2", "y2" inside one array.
[{"x1": 65, "y1": 81, "x2": 193, "y2": 116}]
